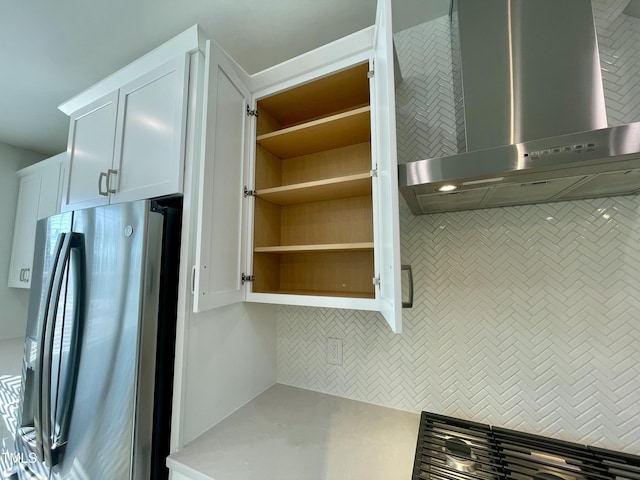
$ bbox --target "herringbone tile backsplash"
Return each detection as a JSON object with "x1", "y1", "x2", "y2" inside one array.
[
  {"x1": 278, "y1": 195, "x2": 640, "y2": 453},
  {"x1": 277, "y1": 0, "x2": 640, "y2": 454}
]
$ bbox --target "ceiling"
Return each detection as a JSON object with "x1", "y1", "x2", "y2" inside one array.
[{"x1": 0, "y1": 0, "x2": 448, "y2": 157}]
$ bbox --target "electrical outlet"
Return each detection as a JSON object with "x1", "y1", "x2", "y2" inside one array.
[{"x1": 327, "y1": 338, "x2": 343, "y2": 365}]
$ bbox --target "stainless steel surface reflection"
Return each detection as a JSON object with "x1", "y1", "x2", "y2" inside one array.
[
  {"x1": 397, "y1": 0, "x2": 640, "y2": 214},
  {"x1": 15, "y1": 201, "x2": 166, "y2": 480},
  {"x1": 453, "y1": 0, "x2": 606, "y2": 151},
  {"x1": 398, "y1": 123, "x2": 640, "y2": 214}
]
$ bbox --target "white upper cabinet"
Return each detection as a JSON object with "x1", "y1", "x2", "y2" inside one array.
[
  {"x1": 61, "y1": 52, "x2": 191, "y2": 212},
  {"x1": 8, "y1": 174, "x2": 40, "y2": 288},
  {"x1": 192, "y1": 0, "x2": 403, "y2": 332},
  {"x1": 63, "y1": 91, "x2": 118, "y2": 211},
  {"x1": 55, "y1": 17, "x2": 403, "y2": 332},
  {"x1": 193, "y1": 41, "x2": 251, "y2": 312},
  {"x1": 8, "y1": 153, "x2": 67, "y2": 288},
  {"x1": 39, "y1": 154, "x2": 67, "y2": 221},
  {"x1": 111, "y1": 55, "x2": 190, "y2": 204}
]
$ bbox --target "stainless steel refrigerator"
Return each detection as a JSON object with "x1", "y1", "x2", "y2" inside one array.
[{"x1": 13, "y1": 199, "x2": 181, "y2": 480}]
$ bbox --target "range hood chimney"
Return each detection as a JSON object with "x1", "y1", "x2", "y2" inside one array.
[
  {"x1": 455, "y1": 0, "x2": 606, "y2": 150},
  {"x1": 398, "y1": 0, "x2": 640, "y2": 215}
]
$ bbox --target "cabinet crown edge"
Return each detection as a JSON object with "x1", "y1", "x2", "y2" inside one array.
[
  {"x1": 16, "y1": 152, "x2": 67, "y2": 177},
  {"x1": 58, "y1": 23, "x2": 377, "y2": 116},
  {"x1": 58, "y1": 25, "x2": 208, "y2": 116},
  {"x1": 247, "y1": 26, "x2": 375, "y2": 94}
]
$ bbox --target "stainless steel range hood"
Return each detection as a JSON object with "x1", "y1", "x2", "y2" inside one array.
[{"x1": 398, "y1": 0, "x2": 640, "y2": 215}]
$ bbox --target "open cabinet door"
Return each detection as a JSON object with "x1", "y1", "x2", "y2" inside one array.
[
  {"x1": 193, "y1": 40, "x2": 252, "y2": 312},
  {"x1": 371, "y1": 0, "x2": 403, "y2": 333}
]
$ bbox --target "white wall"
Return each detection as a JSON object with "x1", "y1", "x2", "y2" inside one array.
[
  {"x1": 181, "y1": 303, "x2": 277, "y2": 444},
  {"x1": 0, "y1": 142, "x2": 45, "y2": 342}
]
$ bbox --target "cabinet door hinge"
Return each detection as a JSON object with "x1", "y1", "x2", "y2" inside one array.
[
  {"x1": 243, "y1": 186, "x2": 256, "y2": 197},
  {"x1": 370, "y1": 169, "x2": 378, "y2": 177},
  {"x1": 367, "y1": 69, "x2": 375, "y2": 79},
  {"x1": 241, "y1": 273, "x2": 254, "y2": 284},
  {"x1": 373, "y1": 276, "x2": 381, "y2": 287},
  {"x1": 246, "y1": 105, "x2": 259, "y2": 117}
]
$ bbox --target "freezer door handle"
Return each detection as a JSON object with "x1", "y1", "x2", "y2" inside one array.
[{"x1": 35, "y1": 231, "x2": 86, "y2": 468}]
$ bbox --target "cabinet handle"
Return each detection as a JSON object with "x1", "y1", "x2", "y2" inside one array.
[
  {"x1": 98, "y1": 172, "x2": 108, "y2": 196},
  {"x1": 19, "y1": 268, "x2": 30, "y2": 283},
  {"x1": 106, "y1": 169, "x2": 118, "y2": 194},
  {"x1": 401, "y1": 264, "x2": 413, "y2": 308}
]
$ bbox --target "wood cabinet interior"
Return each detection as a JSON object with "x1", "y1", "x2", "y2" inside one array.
[
  {"x1": 252, "y1": 62, "x2": 375, "y2": 298},
  {"x1": 256, "y1": 107, "x2": 371, "y2": 158},
  {"x1": 252, "y1": 251, "x2": 375, "y2": 298},
  {"x1": 256, "y1": 63, "x2": 370, "y2": 134}
]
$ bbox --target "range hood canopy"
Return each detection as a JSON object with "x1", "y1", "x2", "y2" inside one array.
[{"x1": 398, "y1": 0, "x2": 640, "y2": 215}]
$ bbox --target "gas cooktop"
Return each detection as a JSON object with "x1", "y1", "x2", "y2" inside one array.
[{"x1": 413, "y1": 412, "x2": 640, "y2": 480}]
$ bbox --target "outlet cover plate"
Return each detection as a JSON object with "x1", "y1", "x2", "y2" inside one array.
[{"x1": 327, "y1": 338, "x2": 343, "y2": 365}]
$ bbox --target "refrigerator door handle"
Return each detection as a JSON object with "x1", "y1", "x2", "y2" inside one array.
[
  {"x1": 53, "y1": 232, "x2": 86, "y2": 463},
  {"x1": 35, "y1": 231, "x2": 85, "y2": 468},
  {"x1": 35, "y1": 232, "x2": 67, "y2": 463}
]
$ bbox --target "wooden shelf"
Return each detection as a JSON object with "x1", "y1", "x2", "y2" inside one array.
[
  {"x1": 256, "y1": 106, "x2": 371, "y2": 158},
  {"x1": 257, "y1": 63, "x2": 370, "y2": 127},
  {"x1": 254, "y1": 242, "x2": 373, "y2": 253},
  {"x1": 255, "y1": 289, "x2": 375, "y2": 299},
  {"x1": 252, "y1": 249, "x2": 375, "y2": 297},
  {"x1": 256, "y1": 173, "x2": 371, "y2": 205}
]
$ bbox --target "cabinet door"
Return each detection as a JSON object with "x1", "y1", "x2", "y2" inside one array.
[
  {"x1": 110, "y1": 55, "x2": 190, "y2": 204},
  {"x1": 193, "y1": 41, "x2": 252, "y2": 312},
  {"x1": 62, "y1": 91, "x2": 118, "y2": 212},
  {"x1": 8, "y1": 174, "x2": 41, "y2": 288},
  {"x1": 37, "y1": 153, "x2": 67, "y2": 220},
  {"x1": 371, "y1": 0, "x2": 403, "y2": 333},
  {"x1": 56, "y1": 155, "x2": 68, "y2": 213}
]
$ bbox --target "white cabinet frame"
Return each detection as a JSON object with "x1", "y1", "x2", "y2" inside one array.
[
  {"x1": 111, "y1": 55, "x2": 190, "y2": 204},
  {"x1": 61, "y1": 55, "x2": 190, "y2": 212},
  {"x1": 192, "y1": 0, "x2": 403, "y2": 333},
  {"x1": 8, "y1": 153, "x2": 67, "y2": 289}
]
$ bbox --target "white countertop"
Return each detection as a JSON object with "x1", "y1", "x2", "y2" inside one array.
[
  {"x1": 167, "y1": 384, "x2": 420, "y2": 480},
  {"x1": 0, "y1": 337, "x2": 24, "y2": 376}
]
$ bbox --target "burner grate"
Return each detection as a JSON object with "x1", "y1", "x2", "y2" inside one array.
[
  {"x1": 493, "y1": 427, "x2": 609, "y2": 480},
  {"x1": 413, "y1": 412, "x2": 503, "y2": 480},
  {"x1": 413, "y1": 413, "x2": 640, "y2": 480},
  {"x1": 588, "y1": 446, "x2": 640, "y2": 480}
]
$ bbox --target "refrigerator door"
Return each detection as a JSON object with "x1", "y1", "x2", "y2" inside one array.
[
  {"x1": 49, "y1": 200, "x2": 163, "y2": 480},
  {"x1": 16, "y1": 211, "x2": 73, "y2": 480}
]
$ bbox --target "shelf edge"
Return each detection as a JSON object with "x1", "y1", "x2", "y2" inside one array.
[{"x1": 254, "y1": 242, "x2": 374, "y2": 253}]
